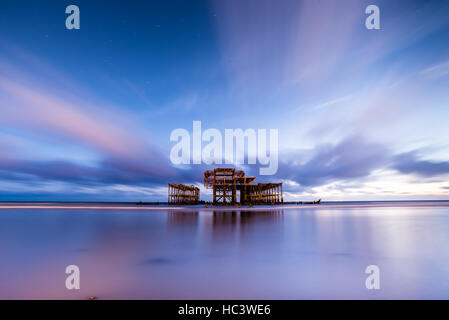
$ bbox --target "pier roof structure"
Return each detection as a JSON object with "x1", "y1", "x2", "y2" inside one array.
[{"x1": 203, "y1": 168, "x2": 283, "y2": 205}]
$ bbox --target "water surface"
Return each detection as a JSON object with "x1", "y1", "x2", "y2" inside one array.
[{"x1": 1, "y1": 202, "x2": 449, "y2": 299}]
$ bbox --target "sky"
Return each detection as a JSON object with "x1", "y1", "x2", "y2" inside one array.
[{"x1": 0, "y1": 0, "x2": 449, "y2": 201}]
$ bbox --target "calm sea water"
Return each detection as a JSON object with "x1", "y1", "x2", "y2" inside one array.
[{"x1": 1, "y1": 202, "x2": 449, "y2": 299}]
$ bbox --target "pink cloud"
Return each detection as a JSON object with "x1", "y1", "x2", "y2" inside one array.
[{"x1": 0, "y1": 75, "x2": 147, "y2": 158}]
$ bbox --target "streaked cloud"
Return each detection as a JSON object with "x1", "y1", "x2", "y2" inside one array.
[
  {"x1": 420, "y1": 60, "x2": 449, "y2": 79},
  {"x1": 393, "y1": 152, "x2": 449, "y2": 177}
]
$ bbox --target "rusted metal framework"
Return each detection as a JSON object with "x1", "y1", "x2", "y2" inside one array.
[
  {"x1": 168, "y1": 183, "x2": 199, "y2": 204},
  {"x1": 243, "y1": 183, "x2": 283, "y2": 204},
  {"x1": 204, "y1": 168, "x2": 283, "y2": 205}
]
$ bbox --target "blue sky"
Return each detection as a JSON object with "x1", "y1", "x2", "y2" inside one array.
[{"x1": 0, "y1": 0, "x2": 449, "y2": 201}]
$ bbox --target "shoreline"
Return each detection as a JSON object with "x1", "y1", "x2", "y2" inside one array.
[{"x1": 1, "y1": 201, "x2": 449, "y2": 211}]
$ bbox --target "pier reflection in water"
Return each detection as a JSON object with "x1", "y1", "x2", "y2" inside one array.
[
  {"x1": 167, "y1": 210, "x2": 284, "y2": 241},
  {"x1": 167, "y1": 210, "x2": 283, "y2": 228},
  {"x1": 166, "y1": 210, "x2": 284, "y2": 248}
]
